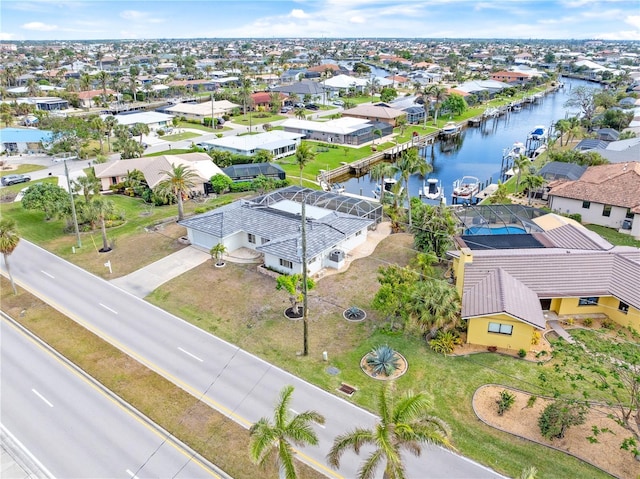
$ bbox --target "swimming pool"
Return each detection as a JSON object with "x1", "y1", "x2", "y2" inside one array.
[{"x1": 464, "y1": 225, "x2": 527, "y2": 235}]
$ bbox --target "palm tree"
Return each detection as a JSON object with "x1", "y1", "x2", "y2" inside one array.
[
  {"x1": 327, "y1": 382, "x2": 452, "y2": 479},
  {"x1": 250, "y1": 385, "x2": 325, "y2": 479},
  {"x1": 91, "y1": 197, "x2": 115, "y2": 252},
  {"x1": 131, "y1": 122, "x2": 150, "y2": 145},
  {"x1": 209, "y1": 243, "x2": 227, "y2": 266},
  {"x1": 522, "y1": 174, "x2": 545, "y2": 205},
  {"x1": 294, "y1": 142, "x2": 315, "y2": 186},
  {"x1": 513, "y1": 154, "x2": 530, "y2": 195},
  {"x1": 0, "y1": 218, "x2": 20, "y2": 294},
  {"x1": 423, "y1": 84, "x2": 448, "y2": 126},
  {"x1": 97, "y1": 70, "x2": 109, "y2": 99},
  {"x1": 104, "y1": 115, "x2": 117, "y2": 152},
  {"x1": 90, "y1": 116, "x2": 106, "y2": 153},
  {"x1": 394, "y1": 148, "x2": 432, "y2": 228},
  {"x1": 371, "y1": 128, "x2": 382, "y2": 150},
  {"x1": 73, "y1": 172, "x2": 101, "y2": 203},
  {"x1": 154, "y1": 163, "x2": 198, "y2": 221}
]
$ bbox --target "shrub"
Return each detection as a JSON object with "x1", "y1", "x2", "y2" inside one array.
[
  {"x1": 518, "y1": 348, "x2": 527, "y2": 358},
  {"x1": 538, "y1": 401, "x2": 587, "y2": 440},
  {"x1": 496, "y1": 390, "x2": 516, "y2": 416},
  {"x1": 487, "y1": 346, "x2": 498, "y2": 352},
  {"x1": 531, "y1": 331, "x2": 541, "y2": 345},
  {"x1": 601, "y1": 318, "x2": 615, "y2": 330},
  {"x1": 582, "y1": 317, "x2": 593, "y2": 327},
  {"x1": 429, "y1": 330, "x2": 462, "y2": 355},
  {"x1": 564, "y1": 317, "x2": 574, "y2": 326},
  {"x1": 157, "y1": 129, "x2": 165, "y2": 136},
  {"x1": 366, "y1": 345, "x2": 400, "y2": 377},
  {"x1": 526, "y1": 395, "x2": 537, "y2": 408}
]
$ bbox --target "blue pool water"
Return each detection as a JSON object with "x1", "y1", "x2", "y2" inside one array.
[{"x1": 464, "y1": 226, "x2": 527, "y2": 235}]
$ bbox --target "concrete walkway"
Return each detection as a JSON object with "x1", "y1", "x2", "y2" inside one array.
[
  {"x1": 110, "y1": 246, "x2": 210, "y2": 298},
  {"x1": 547, "y1": 319, "x2": 576, "y2": 344}
]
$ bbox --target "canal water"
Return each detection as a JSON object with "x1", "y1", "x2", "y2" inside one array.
[{"x1": 341, "y1": 77, "x2": 597, "y2": 203}]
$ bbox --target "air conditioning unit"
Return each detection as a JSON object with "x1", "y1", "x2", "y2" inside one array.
[{"x1": 329, "y1": 249, "x2": 345, "y2": 262}]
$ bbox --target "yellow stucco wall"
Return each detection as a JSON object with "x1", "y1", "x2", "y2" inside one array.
[
  {"x1": 467, "y1": 314, "x2": 535, "y2": 351},
  {"x1": 453, "y1": 248, "x2": 473, "y2": 296},
  {"x1": 553, "y1": 297, "x2": 640, "y2": 331}
]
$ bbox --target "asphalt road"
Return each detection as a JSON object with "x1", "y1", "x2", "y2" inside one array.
[
  {"x1": 5, "y1": 240, "x2": 505, "y2": 479},
  {"x1": 0, "y1": 314, "x2": 227, "y2": 479}
]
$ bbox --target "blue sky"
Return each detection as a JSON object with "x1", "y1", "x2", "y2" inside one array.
[{"x1": 1, "y1": 0, "x2": 638, "y2": 41}]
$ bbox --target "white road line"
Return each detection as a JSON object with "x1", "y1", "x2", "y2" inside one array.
[
  {"x1": 31, "y1": 389, "x2": 53, "y2": 408},
  {"x1": 177, "y1": 347, "x2": 203, "y2": 362},
  {"x1": 99, "y1": 303, "x2": 118, "y2": 314},
  {"x1": 40, "y1": 270, "x2": 55, "y2": 279},
  {"x1": 126, "y1": 469, "x2": 140, "y2": 479},
  {"x1": 290, "y1": 408, "x2": 325, "y2": 427}
]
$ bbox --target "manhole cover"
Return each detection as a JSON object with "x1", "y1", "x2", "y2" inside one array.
[{"x1": 326, "y1": 366, "x2": 340, "y2": 376}]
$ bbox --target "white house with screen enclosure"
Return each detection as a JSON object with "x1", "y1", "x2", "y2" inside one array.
[{"x1": 179, "y1": 186, "x2": 383, "y2": 275}]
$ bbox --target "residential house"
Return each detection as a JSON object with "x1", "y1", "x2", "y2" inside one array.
[
  {"x1": 490, "y1": 71, "x2": 531, "y2": 85},
  {"x1": 178, "y1": 186, "x2": 382, "y2": 276},
  {"x1": 111, "y1": 111, "x2": 174, "y2": 131},
  {"x1": 93, "y1": 152, "x2": 224, "y2": 195},
  {"x1": 165, "y1": 100, "x2": 239, "y2": 123},
  {"x1": 250, "y1": 92, "x2": 287, "y2": 111},
  {"x1": 202, "y1": 131, "x2": 303, "y2": 160},
  {"x1": 281, "y1": 117, "x2": 393, "y2": 145},
  {"x1": 270, "y1": 80, "x2": 327, "y2": 104},
  {"x1": 448, "y1": 207, "x2": 640, "y2": 352},
  {"x1": 77, "y1": 89, "x2": 117, "y2": 108},
  {"x1": 547, "y1": 162, "x2": 640, "y2": 238},
  {"x1": 0, "y1": 127, "x2": 52, "y2": 154},
  {"x1": 342, "y1": 104, "x2": 406, "y2": 127}
]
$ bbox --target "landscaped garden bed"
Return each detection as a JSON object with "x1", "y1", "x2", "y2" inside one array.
[{"x1": 473, "y1": 384, "x2": 638, "y2": 479}]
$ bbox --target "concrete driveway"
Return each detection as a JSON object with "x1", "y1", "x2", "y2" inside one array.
[{"x1": 110, "y1": 246, "x2": 210, "y2": 297}]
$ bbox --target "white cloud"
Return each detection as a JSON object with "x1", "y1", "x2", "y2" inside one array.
[
  {"x1": 349, "y1": 15, "x2": 366, "y2": 23},
  {"x1": 22, "y1": 21, "x2": 58, "y2": 31},
  {"x1": 625, "y1": 14, "x2": 640, "y2": 28},
  {"x1": 120, "y1": 10, "x2": 147, "y2": 20},
  {"x1": 0, "y1": 32, "x2": 16, "y2": 40},
  {"x1": 289, "y1": 9, "x2": 309, "y2": 19}
]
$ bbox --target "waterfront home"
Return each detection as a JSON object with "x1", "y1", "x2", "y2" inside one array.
[
  {"x1": 179, "y1": 186, "x2": 381, "y2": 276},
  {"x1": 281, "y1": 117, "x2": 392, "y2": 145},
  {"x1": 0, "y1": 127, "x2": 52, "y2": 155},
  {"x1": 110, "y1": 111, "x2": 174, "y2": 132},
  {"x1": 222, "y1": 162, "x2": 286, "y2": 183},
  {"x1": 547, "y1": 161, "x2": 640, "y2": 238},
  {"x1": 202, "y1": 130, "x2": 303, "y2": 160},
  {"x1": 342, "y1": 104, "x2": 406, "y2": 127},
  {"x1": 448, "y1": 208, "x2": 640, "y2": 352}
]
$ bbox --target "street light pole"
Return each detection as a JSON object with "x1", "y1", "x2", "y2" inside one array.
[
  {"x1": 64, "y1": 159, "x2": 81, "y2": 248},
  {"x1": 301, "y1": 195, "x2": 309, "y2": 357}
]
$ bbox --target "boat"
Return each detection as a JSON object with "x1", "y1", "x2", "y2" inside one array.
[
  {"x1": 320, "y1": 179, "x2": 345, "y2": 194},
  {"x1": 505, "y1": 141, "x2": 527, "y2": 160},
  {"x1": 440, "y1": 121, "x2": 461, "y2": 137},
  {"x1": 527, "y1": 125, "x2": 548, "y2": 141},
  {"x1": 452, "y1": 176, "x2": 480, "y2": 202},
  {"x1": 483, "y1": 107, "x2": 499, "y2": 118},
  {"x1": 419, "y1": 178, "x2": 443, "y2": 200},
  {"x1": 373, "y1": 178, "x2": 403, "y2": 198}
]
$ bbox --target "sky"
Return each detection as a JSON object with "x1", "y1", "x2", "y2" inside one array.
[{"x1": 0, "y1": 0, "x2": 638, "y2": 42}]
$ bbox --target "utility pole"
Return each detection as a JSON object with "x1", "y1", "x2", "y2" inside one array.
[
  {"x1": 64, "y1": 159, "x2": 81, "y2": 248},
  {"x1": 301, "y1": 195, "x2": 309, "y2": 356}
]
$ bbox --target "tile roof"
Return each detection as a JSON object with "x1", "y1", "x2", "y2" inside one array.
[
  {"x1": 462, "y1": 268, "x2": 546, "y2": 329},
  {"x1": 179, "y1": 200, "x2": 373, "y2": 262},
  {"x1": 342, "y1": 104, "x2": 406, "y2": 119},
  {"x1": 547, "y1": 161, "x2": 640, "y2": 210}
]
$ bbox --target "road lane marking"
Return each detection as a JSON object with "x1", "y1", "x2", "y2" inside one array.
[
  {"x1": 290, "y1": 408, "x2": 325, "y2": 428},
  {"x1": 31, "y1": 389, "x2": 53, "y2": 407},
  {"x1": 41, "y1": 270, "x2": 55, "y2": 279},
  {"x1": 99, "y1": 303, "x2": 118, "y2": 314},
  {"x1": 126, "y1": 469, "x2": 140, "y2": 479},
  {"x1": 178, "y1": 347, "x2": 203, "y2": 362}
]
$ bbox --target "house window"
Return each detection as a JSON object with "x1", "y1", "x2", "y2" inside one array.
[
  {"x1": 356, "y1": 230, "x2": 362, "y2": 236},
  {"x1": 602, "y1": 205, "x2": 612, "y2": 217},
  {"x1": 248, "y1": 233, "x2": 256, "y2": 244},
  {"x1": 578, "y1": 297, "x2": 599, "y2": 306},
  {"x1": 582, "y1": 201, "x2": 590, "y2": 209},
  {"x1": 618, "y1": 301, "x2": 629, "y2": 314},
  {"x1": 626, "y1": 208, "x2": 634, "y2": 219},
  {"x1": 261, "y1": 237, "x2": 270, "y2": 245},
  {"x1": 488, "y1": 322, "x2": 513, "y2": 335},
  {"x1": 279, "y1": 259, "x2": 293, "y2": 269}
]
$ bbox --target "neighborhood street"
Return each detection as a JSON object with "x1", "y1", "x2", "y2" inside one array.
[
  {"x1": 0, "y1": 314, "x2": 226, "y2": 479},
  {"x1": 4, "y1": 240, "x2": 505, "y2": 479}
]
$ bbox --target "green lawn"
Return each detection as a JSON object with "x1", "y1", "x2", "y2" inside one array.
[
  {"x1": 585, "y1": 224, "x2": 640, "y2": 248},
  {"x1": 176, "y1": 121, "x2": 215, "y2": 132},
  {"x1": 144, "y1": 148, "x2": 195, "y2": 157},
  {"x1": 161, "y1": 131, "x2": 200, "y2": 142},
  {"x1": 1, "y1": 163, "x2": 47, "y2": 175},
  {"x1": 231, "y1": 112, "x2": 285, "y2": 125}
]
